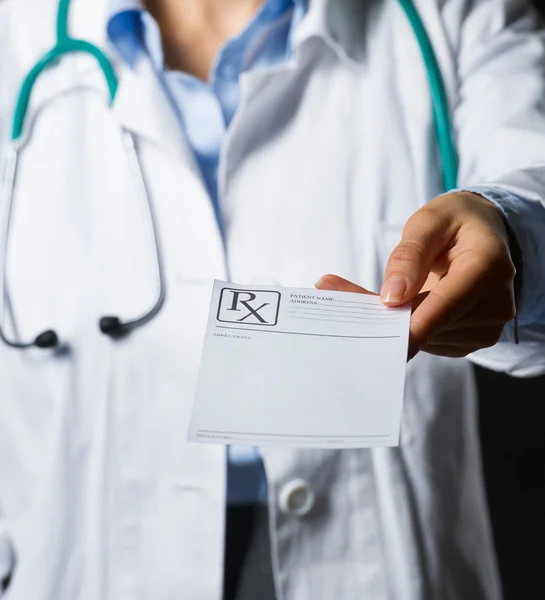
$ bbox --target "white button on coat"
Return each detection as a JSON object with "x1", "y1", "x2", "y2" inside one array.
[{"x1": 279, "y1": 479, "x2": 316, "y2": 517}]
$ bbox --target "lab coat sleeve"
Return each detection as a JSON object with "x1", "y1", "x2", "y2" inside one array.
[{"x1": 449, "y1": 0, "x2": 545, "y2": 377}]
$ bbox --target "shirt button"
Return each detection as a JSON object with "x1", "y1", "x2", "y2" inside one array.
[{"x1": 279, "y1": 479, "x2": 315, "y2": 517}]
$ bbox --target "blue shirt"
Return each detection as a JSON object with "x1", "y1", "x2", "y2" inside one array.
[
  {"x1": 107, "y1": 0, "x2": 308, "y2": 505},
  {"x1": 108, "y1": 0, "x2": 307, "y2": 234}
]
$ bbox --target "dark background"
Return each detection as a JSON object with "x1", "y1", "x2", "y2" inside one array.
[
  {"x1": 477, "y1": 365, "x2": 545, "y2": 599},
  {"x1": 477, "y1": 4, "x2": 545, "y2": 598}
]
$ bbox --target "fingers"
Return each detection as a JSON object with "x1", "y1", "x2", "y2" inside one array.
[
  {"x1": 449, "y1": 292, "x2": 516, "y2": 327},
  {"x1": 315, "y1": 275, "x2": 378, "y2": 296},
  {"x1": 318, "y1": 195, "x2": 515, "y2": 362},
  {"x1": 408, "y1": 289, "x2": 514, "y2": 359},
  {"x1": 421, "y1": 331, "x2": 502, "y2": 358},
  {"x1": 425, "y1": 324, "x2": 504, "y2": 347},
  {"x1": 409, "y1": 256, "x2": 515, "y2": 354},
  {"x1": 381, "y1": 207, "x2": 455, "y2": 306},
  {"x1": 409, "y1": 260, "x2": 485, "y2": 352}
]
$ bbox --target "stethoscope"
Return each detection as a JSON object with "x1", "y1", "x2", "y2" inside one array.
[
  {"x1": 0, "y1": 0, "x2": 166, "y2": 350},
  {"x1": 0, "y1": 0, "x2": 457, "y2": 351}
]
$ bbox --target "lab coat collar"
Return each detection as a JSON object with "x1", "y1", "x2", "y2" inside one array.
[
  {"x1": 293, "y1": 0, "x2": 369, "y2": 64},
  {"x1": 111, "y1": 60, "x2": 192, "y2": 163},
  {"x1": 65, "y1": 0, "x2": 368, "y2": 160},
  {"x1": 68, "y1": 0, "x2": 195, "y2": 162}
]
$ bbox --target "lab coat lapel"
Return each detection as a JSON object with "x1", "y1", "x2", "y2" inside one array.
[
  {"x1": 69, "y1": 0, "x2": 196, "y2": 166},
  {"x1": 23, "y1": 53, "x2": 197, "y2": 167},
  {"x1": 111, "y1": 58, "x2": 196, "y2": 165}
]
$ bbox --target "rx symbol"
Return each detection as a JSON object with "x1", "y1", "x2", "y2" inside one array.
[{"x1": 227, "y1": 291, "x2": 270, "y2": 323}]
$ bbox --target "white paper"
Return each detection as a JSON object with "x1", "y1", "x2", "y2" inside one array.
[{"x1": 188, "y1": 280, "x2": 411, "y2": 449}]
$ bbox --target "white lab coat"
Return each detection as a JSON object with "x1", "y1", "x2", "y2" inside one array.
[{"x1": 1, "y1": 0, "x2": 545, "y2": 598}]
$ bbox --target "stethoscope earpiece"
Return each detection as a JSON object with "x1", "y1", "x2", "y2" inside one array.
[
  {"x1": 99, "y1": 316, "x2": 123, "y2": 337},
  {"x1": 34, "y1": 330, "x2": 59, "y2": 349}
]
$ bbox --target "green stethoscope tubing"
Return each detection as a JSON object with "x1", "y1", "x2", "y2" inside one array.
[
  {"x1": 11, "y1": 0, "x2": 118, "y2": 142},
  {"x1": 397, "y1": 0, "x2": 458, "y2": 191},
  {"x1": 11, "y1": 0, "x2": 458, "y2": 191}
]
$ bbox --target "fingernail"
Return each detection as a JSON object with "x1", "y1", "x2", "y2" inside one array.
[
  {"x1": 315, "y1": 275, "x2": 336, "y2": 290},
  {"x1": 381, "y1": 277, "x2": 407, "y2": 303}
]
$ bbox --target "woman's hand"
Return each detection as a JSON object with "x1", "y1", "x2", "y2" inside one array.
[{"x1": 316, "y1": 192, "x2": 517, "y2": 359}]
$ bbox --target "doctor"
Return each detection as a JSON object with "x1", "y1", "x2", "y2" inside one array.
[{"x1": 1, "y1": 0, "x2": 545, "y2": 599}]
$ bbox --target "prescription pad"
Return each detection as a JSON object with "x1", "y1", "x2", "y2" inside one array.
[{"x1": 188, "y1": 280, "x2": 411, "y2": 449}]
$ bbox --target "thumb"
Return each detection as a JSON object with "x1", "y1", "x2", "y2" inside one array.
[
  {"x1": 380, "y1": 209, "x2": 453, "y2": 306},
  {"x1": 315, "y1": 274, "x2": 378, "y2": 295}
]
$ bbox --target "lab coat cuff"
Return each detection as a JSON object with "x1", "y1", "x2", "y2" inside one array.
[{"x1": 455, "y1": 186, "x2": 545, "y2": 342}]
